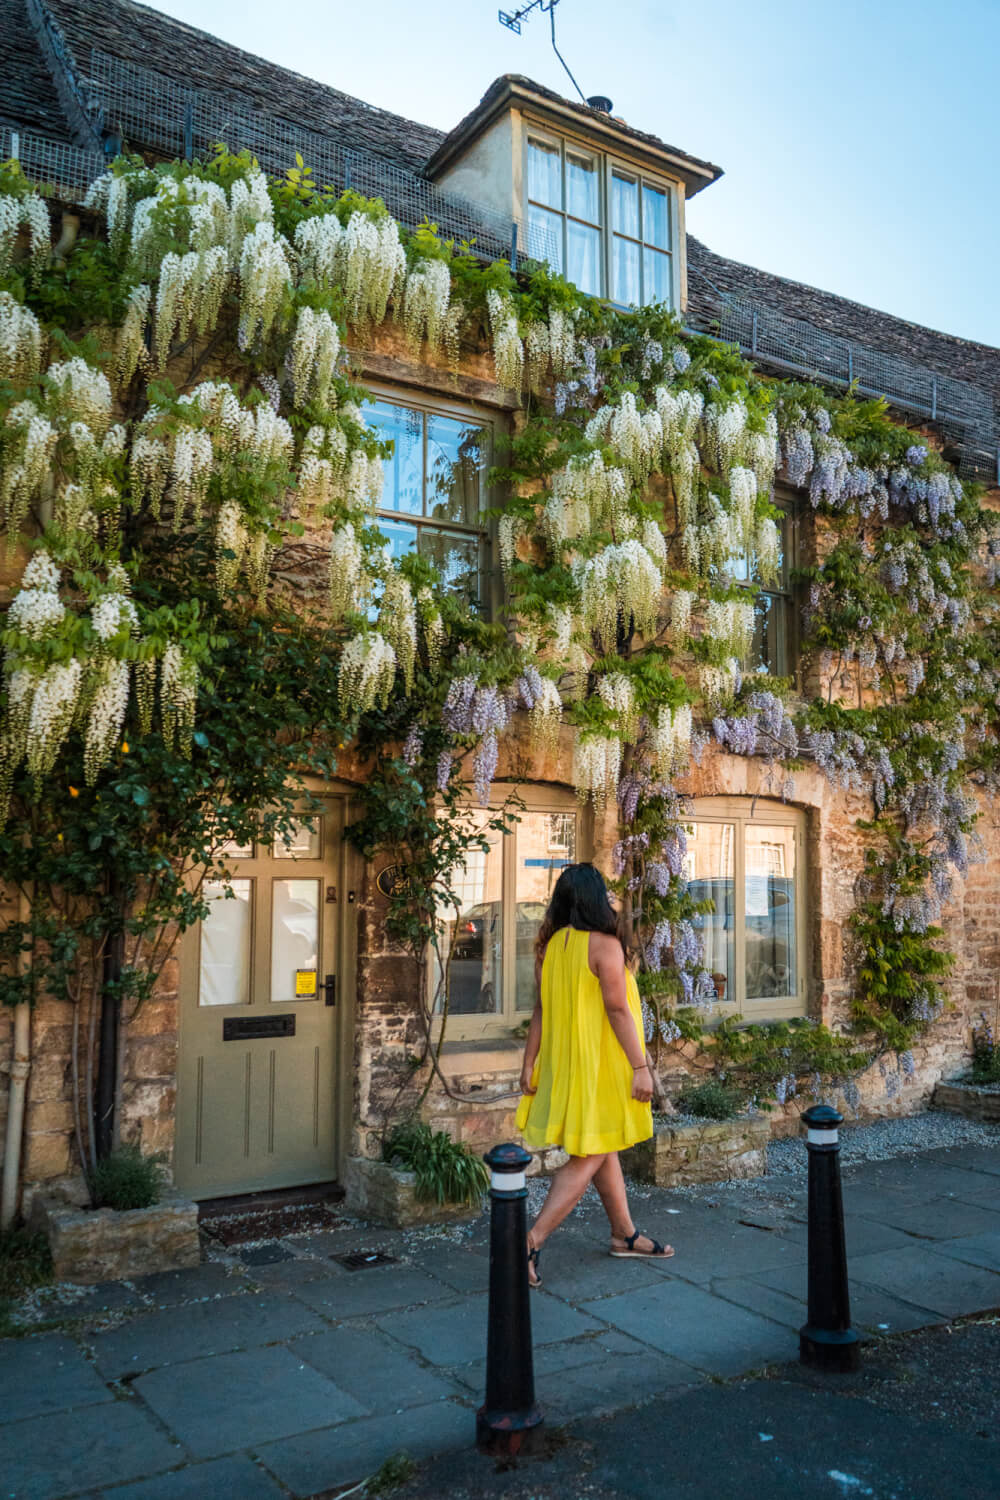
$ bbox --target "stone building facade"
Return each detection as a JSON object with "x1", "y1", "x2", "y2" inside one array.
[{"x1": 1, "y1": 0, "x2": 998, "y2": 1214}]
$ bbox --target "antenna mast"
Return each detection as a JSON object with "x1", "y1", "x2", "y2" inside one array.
[{"x1": 498, "y1": 0, "x2": 588, "y2": 105}]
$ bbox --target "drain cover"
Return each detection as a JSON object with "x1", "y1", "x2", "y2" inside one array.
[
  {"x1": 241, "y1": 1242, "x2": 295, "y2": 1265},
  {"x1": 334, "y1": 1251, "x2": 398, "y2": 1271}
]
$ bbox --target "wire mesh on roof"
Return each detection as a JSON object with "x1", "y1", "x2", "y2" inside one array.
[
  {"x1": 0, "y1": 127, "x2": 105, "y2": 198},
  {"x1": 82, "y1": 49, "x2": 559, "y2": 268},
  {"x1": 692, "y1": 283, "x2": 998, "y2": 485}
]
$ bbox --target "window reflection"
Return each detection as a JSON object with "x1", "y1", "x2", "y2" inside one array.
[
  {"x1": 745, "y1": 826, "x2": 796, "y2": 999},
  {"x1": 685, "y1": 823, "x2": 734, "y2": 1004},
  {"x1": 434, "y1": 815, "x2": 503, "y2": 1016},
  {"x1": 514, "y1": 812, "x2": 576, "y2": 1011},
  {"x1": 199, "y1": 879, "x2": 252, "y2": 1007},
  {"x1": 270, "y1": 879, "x2": 319, "y2": 1002}
]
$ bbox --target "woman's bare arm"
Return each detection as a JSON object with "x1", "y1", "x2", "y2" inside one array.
[
  {"x1": 590, "y1": 931, "x2": 653, "y2": 1102},
  {"x1": 519, "y1": 946, "x2": 545, "y2": 1094}
]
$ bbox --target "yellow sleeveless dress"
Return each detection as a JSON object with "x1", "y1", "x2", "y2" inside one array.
[{"x1": 515, "y1": 926, "x2": 653, "y2": 1157}]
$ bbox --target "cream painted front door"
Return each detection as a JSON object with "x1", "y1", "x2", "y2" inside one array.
[{"x1": 175, "y1": 802, "x2": 343, "y2": 1198}]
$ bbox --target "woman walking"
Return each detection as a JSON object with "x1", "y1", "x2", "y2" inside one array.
[{"x1": 516, "y1": 862, "x2": 674, "y2": 1287}]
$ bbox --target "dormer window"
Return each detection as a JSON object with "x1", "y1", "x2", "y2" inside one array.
[{"x1": 525, "y1": 130, "x2": 678, "y2": 307}]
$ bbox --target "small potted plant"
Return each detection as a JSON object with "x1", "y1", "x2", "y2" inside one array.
[{"x1": 345, "y1": 1120, "x2": 489, "y2": 1228}]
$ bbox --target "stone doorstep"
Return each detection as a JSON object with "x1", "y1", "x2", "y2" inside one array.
[
  {"x1": 343, "y1": 1157, "x2": 481, "y2": 1230},
  {"x1": 933, "y1": 1082, "x2": 1000, "y2": 1123},
  {"x1": 623, "y1": 1116, "x2": 771, "y2": 1189},
  {"x1": 29, "y1": 1188, "x2": 201, "y2": 1286}
]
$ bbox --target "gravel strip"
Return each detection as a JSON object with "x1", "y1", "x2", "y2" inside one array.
[{"x1": 768, "y1": 1109, "x2": 1000, "y2": 1177}]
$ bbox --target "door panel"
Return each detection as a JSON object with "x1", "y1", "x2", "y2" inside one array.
[{"x1": 175, "y1": 800, "x2": 342, "y2": 1198}]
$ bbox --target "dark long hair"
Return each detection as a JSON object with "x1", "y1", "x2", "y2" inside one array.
[{"x1": 535, "y1": 862, "x2": 623, "y2": 959}]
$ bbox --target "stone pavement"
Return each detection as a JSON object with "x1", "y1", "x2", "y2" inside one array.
[{"x1": 1, "y1": 1139, "x2": 999, "y2": 1499}]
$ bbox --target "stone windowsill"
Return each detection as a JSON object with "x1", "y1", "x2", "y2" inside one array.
[{"x1": 439, "y1": 1038, "x2": 523, "y2": 1076}]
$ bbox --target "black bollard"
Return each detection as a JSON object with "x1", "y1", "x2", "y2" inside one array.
[
  {"x1": 476, "y1": 1142, "x2": 544, "y2": 1456},
  {"x1": 799, "y1": 1103, "x2": 861, "y2": 1372}
]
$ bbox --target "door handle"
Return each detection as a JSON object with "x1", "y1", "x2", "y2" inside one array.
[{"x1": 324, "y1": 973, "x2": 336, "y2": 1007}]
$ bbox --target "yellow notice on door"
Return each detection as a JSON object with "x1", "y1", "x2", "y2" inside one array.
[{"x1": 295, "y1": 969, "x2": 317, "y2": 997}]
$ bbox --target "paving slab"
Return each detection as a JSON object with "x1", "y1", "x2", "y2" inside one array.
[
  {"x1": 377, "y1": 1291, "x2": 604, "y2": 1367},
  {"x1": 242, "y1": 1256, "x2": 348, "y2": 1292},
  {"x1": 91, "y1": 1291, "x2": 325, "y2": 1377},
  {"x1": 134, "y1": 1344, "x2": 367, "y2": 1459},
  {"x1": 98, "y1": 1454, "x2": 288, "y2": 1500},
  {"x1": 451, "y1": 1326, "x2": 671, "y2": 1394},
  {"x1": 929, "y1": 1230, "x2": 1000, "y2": 1274},
  {"x1": 289, "y1": 1267, "x2": 454, "y2": 1322},
  {"x1": 525, "y1": 1241, "x2": 674, "y2": 1302},
  {"x1": 580, "y1": 1279, "x2": 792, "y2": 1376},
  {"x1": 868, "y1": 1196, "x2": 1000, "y2": 1240},
  {"x1": 711, "y1": 1269, "x2": 932, "y2": 1336},
  {"x1": 0, "y1": 1332, "x2": 113, "y2": 1425},
  {"x1": 649, "y1": 1222, "x2": 802, "y2": 1285},
  {"x1": 912, "y1": 1143, "x2": 1000, "y2": 1176},
  {"x1": 778, "y1": 1214, "x2": 917, "y2": 1257},
  {"x1": 537, "y1": 1344, "x2": 699, "y2": 1419},
  {"x1": 257, "y1": 1398, "x2": 472, "y2": 1498},
  {"x1": 0, "y1": 1401, "x2": 180, "y2": 1500},
  {"x1": 34, "y1": 1281, "x2": 145, "y2": 1324},
  {"x1": 131, "y1": 1264, "x2": 252, "y2": 1306},
  {"x1": 291, "y1": 1325, "x2": 465, "y2": 1409},
  {"x1": 404, "y1": 1249, "x2": 489, "y2": 1294},
  {"x1": 844, "y1": 1244, "x2": 1000, "y2": 1319}
]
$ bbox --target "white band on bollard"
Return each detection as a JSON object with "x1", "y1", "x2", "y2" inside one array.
[
  {"x1": 491, "y1": 1169, "x2": 526, "y2": 1191},
  {"x1": 807, "y1": 1128, "x2": 839, "y2": 1145}
]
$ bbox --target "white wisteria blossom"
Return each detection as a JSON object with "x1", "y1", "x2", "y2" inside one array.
[
  {"x1": 486, "y1": 290, "x2": 524, "y2": 390},
  {"x1": 573, "y1": 734, "x2": 621, "y2": 808},
  {"x1": 328, "y1": 522, "x2": 367, "y2": 619},
  {"x1": 0, "y1": 186, "x2": 49, "y2": 281},
  {"x1": 114, "y1": 283, "x2": 151, "y2": 390},
  {"x1": 377, "y1": 569, "x2": 417, "y2": 692},
  {"x1": 576, "y1": 540, "x2": 663, "y2": 642},
  {"x1": 652, "y1": 702, "x2": 692, "y2": 777},
  {"x1": 287, "y1": 305, "x2": 341, "y2": 409},
  {"x1": 338, "y1": 631, "x2": 397, "y2": 714},
  {"x1": 544, "y1": 451, "x2": 630, "y2": 545},
  {"x1": 756, "y1": 515, "x2": 781, "y2": 586},
  {"x1": 706, "y1": 598, "x2": 756, "y2": 660},
  {"x1": 669, "y1": 588, "x2": 694, "y2": 641},
  {"x1": 238, "y1": 221, "x2": 292, "y2": 349},
  {"x1": 402, "y1": 256, "x2": 455, "y2": 357},
  {"x1": 84, "y1": 658, "x2": 131, "y2": 784},
  {"x1": 160, "y1": 643, "x2": 199, "y2": 757},
  {"x1": 46, "y1": 358, "x2": 112, "y2": 436},
  {"x1": 340, "y1": 211, "x2": 406, "y2": 326},
  {"x1": 1, "y1": 400, "x2": 58, "y2": 537},
  {"x1": 0, "y1": 291, "x2": 43, "y2": 379},
  {"x1": 529, "y1": 676, "x2": 563, "y2": 754}
]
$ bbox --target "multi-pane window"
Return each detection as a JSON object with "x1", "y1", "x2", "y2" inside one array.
[
  {"x1": 526, "y1": 135, "x2": 602, "y2": 296},
  {"x1": 684, "y1": 799, "x2": 806, "y2": 1020},
  {"x1": 610, "y1": 169, "x2": 672, "y2": 307},
  {"x1": 525, "y1": 133, "x2": 677, "y2": 307},
  {"x1": 731, "y1": 502, "x2": 797, "y2": 678},
  {"x1": 432, "y1": 804, "x2": 579, "y2": 1037},
  {"x1": 366, "y1": 394, "x2": 490, "y2": 607}
]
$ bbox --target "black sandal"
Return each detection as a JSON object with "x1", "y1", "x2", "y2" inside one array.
[
  {"x1": 527, "y1": 1244, "x2": 542, "y2": 1288},
  {"x1": 610, "y1": 1229, "x2": 674, "y2": 1260}
]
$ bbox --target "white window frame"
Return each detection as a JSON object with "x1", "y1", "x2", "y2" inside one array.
[
  {"x1": 523, "y1": 123, "x2": 681, "y2": 310},
  {"x1": 366, "y1": 384, "x2": 496, "y2": 612},
  {"x1": 732, "y1": 495, "x2": 800, "y2": 680},
  {"x1": 435, "y1": 787, "x2": 586, "y2": 1041},
  {"x1": 685, "y1": 796, "x2": 808, "y2": 1022}
]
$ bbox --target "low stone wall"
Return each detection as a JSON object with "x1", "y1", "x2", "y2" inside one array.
[
  {"x1": 622, "y1": 1115, "x2": 770, "y2": 1189},
  {"x1": 932, "y1": 1081, "x2": 1000, "y2": 1123},
  {"x1": 343, "y1": 1156, "x2": 482, "y2": 1229},
  {"x1": 30, "y1": 1190, "x2": 200, "y2": 1284}
]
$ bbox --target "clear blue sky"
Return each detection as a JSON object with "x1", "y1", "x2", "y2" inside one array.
[{"x1": 152, "y1": 0, "x2": 999, "y2": 348}]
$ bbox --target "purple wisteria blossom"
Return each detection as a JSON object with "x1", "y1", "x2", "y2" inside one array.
[
  {"x1": 442, "y1": 675, "x2": 477, "y2": 734},
  {"x1": 672, "y1": 345, "x2": 691, "y2": 374},
  {"x1": 436, "y1": 751, "x2": 452, "y2": 792},
  {"x1": 473, "y1": 731, "x2": 498, "y2": 806},
  {"x1": 402, "y1": 726, "x2": 423, "y2": 766}
]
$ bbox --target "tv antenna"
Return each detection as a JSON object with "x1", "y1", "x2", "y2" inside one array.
[{"x1": 498, "y1": 0, "x2": 590, "y2": 107}]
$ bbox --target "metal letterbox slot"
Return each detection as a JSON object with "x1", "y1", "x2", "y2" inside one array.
[{"x1": 222, "y1": 1014, "x2": 296, "y2": 1041}]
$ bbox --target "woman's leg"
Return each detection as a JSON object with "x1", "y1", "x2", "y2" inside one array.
[
  {"x1": 528, "y1": 1152, "x2": 607, "y2": 1255},
  {"x1": 594, "y1": 1152, "x2": 673, "y2": 1256}
]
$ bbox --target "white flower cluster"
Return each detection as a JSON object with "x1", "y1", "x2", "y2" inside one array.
[
  {"x1": 699, "y1": 657, "x2": 742, "y2": 707},
  {"x1": 543, "y1": 451, "x2": 629, "y2": 545},
  {"x1": 377, "y1": 569, "x2": 417, "y2": 692},
  {"x1": 328, "y1": 522, "x2": 367, "y2": 619},
  {"x1": 1, "y1": 399, "x2": 57, "y2": 539},
  {"x1": 402, "y1": 257, "x2": 459, "y2": 362},
  {"x1": 529, "y1": 676, "x2": 562, "y2": 754},
  {"x1": 573, "y1": 734, "x2": 621, "y2": 808},
  {"x1": 525, "y1": 307, "x2": 577, "y2": 392},
  {"x1": 84, "y1": 658, "x2": 130, "y2": 784},
  {"x1": 46, "y1": 358, "x2": 112, "y2": 437},
  {"x1": 338, "y1": 631, "x2": 397, "y2": 714},
  {"x1": 486, "y1": 290, "x2": 524, "y2": 390},
  {"x1": 160, "y1": 643, "x2": 199, "y2": 757},
  {"x1": 586, "y1": 391, "x2": 662, "y2": 485},
  {"x1": 576, "y1": 540, "x2": 663, "y2": 644},
  {"x1": 296, "y1": 210, "x2": 405, "y2": 326},
  {"x1": 417, "y1": 587, "x2": 445, "y2": 669},
  {"x1": 0, "y1": 187, "x2": 49, "y2": 281},
  {"x1": 651, "y1": 702, "x2": 692, "y2": 777},
  {"x1": 114, "y1": 283, "x2": 151, "y2": 390},
  {"x1": 597, "y1": 671, "x2": 638, "y2": 739},
  {"x1": 669, "y1": 588, "x2": 694, "y2": 640},
  {"x1": 238, "y1": 221, "x2": 292, "y2": 350},
  {"x1": 0, "y1": 291, "x2": 43, "y2": 379},
  {"x1": 287, "y1": 305, "x2": 340, "y2": 409},
  {"x1": 706, "y1": 599, "x2": 756, "y2": 661}
]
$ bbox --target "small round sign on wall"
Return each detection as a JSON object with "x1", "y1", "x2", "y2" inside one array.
[{"x1": 376, "y1": 864, "x2": 411, "y2": 899}]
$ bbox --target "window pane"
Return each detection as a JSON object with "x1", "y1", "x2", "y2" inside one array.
[
  {"x1": 567, "y1": 220, "x2": 602, "y2": 296},
  {"x1": 613, "y1": 235, "x2": 641, "y2": 306},
  {"x1": 271, "y1": 878, "x2": 319, "y2": 1002},
  {"x1": 368, "y1": 401, "x2": 422, "y2": 515},
  {"x1": 685, "y1": 824, "x2": 734, "y2": 1004},
  {"x1": 376, "y1": 517, "x2": 418, "y2": 565},
  {"x1": 426, "y1": 414, "x2": 483, "y2": 525},
  {"x1": 745, "y1": 826, "x2": 796, "y2": 1000},
  {"x1": 199, "y1": 880, "x2": 252, "y2": 1007},
  {"x1": 566, "y1": 150, "x2": 599, "y2": 222},
  {"x1": 274, "y1": 817, "x2": 319, "y2": 860},
  {"x1": 435, "y1": 816, "x2": 504, "y2": 1015},
  {"x1": 643, "y1": 184, "x2": 670, "y2": 248},
  {"x1": 612, "y1": 172, "x2": 640, "y2": 236},
  {"x1": 515, "y1": 811, "x2": 576, "y2": 1011},
  {"x1": 418, "y1": 529, "x2": 480, "y2": 603},
  {"x1": 217, "y1": 836, "x2": 253, "y2": 859},
  {"x1": 528, "y1": 204, "x2": 564, "y2": 273},
  {"x1": 642, "y1": 247, "x2": 672, "y2": 306},
  {"x1": 527, "y1": 137, "x2": 562, "y2": 208}
]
